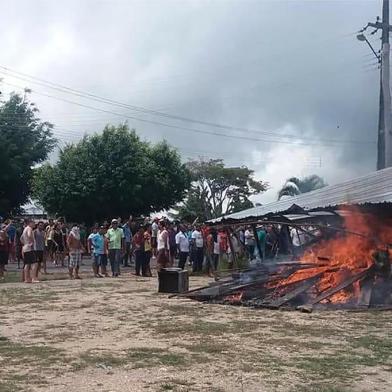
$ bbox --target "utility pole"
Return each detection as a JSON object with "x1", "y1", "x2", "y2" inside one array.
[{"x1": 358, "y1": 0, "x2": 392, "y2": 169}]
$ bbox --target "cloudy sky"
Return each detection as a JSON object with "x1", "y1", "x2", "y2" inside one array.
[{"x1": 0, "y1": 0, "x2": 382, "y2": 203}]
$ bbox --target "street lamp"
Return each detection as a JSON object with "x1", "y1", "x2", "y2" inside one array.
[
  {"x1": 356, "y1": 33, "x2": 367, "y2": 42},
  {"x1": 357, "y1": 33, "x2": 381, "y2": 62}
]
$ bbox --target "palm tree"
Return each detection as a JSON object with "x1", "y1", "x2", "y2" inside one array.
[{"x1": 278, "y1": 175, "x2": 327, "y2": 200}]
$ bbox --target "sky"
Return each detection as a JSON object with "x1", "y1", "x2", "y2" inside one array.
[{"x1": 0, "y1": 0, "x2": 383, "y2": 204}]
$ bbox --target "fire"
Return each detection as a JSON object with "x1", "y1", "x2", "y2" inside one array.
[
  {"x1": 275, "y1": 209, "x2": 392, "y2": 304},
  {"x1": 223, "y1": 292, "x2": 243, "y2": 303}
]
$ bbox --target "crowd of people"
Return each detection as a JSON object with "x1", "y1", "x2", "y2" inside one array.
[{"x1": 0, "y1": 215, "x2": 307, "y2": 283}]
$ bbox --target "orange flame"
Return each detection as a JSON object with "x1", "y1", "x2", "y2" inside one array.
[
  {"x1": 224, "y1": 292, "x2": 243, "y2": 303},
  {"x1": 276, "y1": 209, "x2": 392, "y2": 304}
]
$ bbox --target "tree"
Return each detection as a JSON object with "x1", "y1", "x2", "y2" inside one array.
[
  {"x1": 173, "y1": 159, "x2": 268, "y2": 222},
  {"x1": 0, "y1": 92, "x2": 56, "y2": 215},
  {"x1": 278, "y1": 174, "x2": 327, "y2": 200},
  {"x1": 32, "y1": 125, "x2": 190, "y2": 223}
]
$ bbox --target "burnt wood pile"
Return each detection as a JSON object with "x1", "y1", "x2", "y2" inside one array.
[{"x1": 174, "y1": 253, "x2": 392, "y2": 312}]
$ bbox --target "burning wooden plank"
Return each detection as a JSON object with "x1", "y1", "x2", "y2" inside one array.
[
  {"x1": 308, "y1": 268, "x2": 370, "y2": 305},
  {"x1": 259, "y1": 274, "x2": 323, "y2": 309}
]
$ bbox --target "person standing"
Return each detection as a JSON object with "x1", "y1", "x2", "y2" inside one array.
[
  {"x1": 156, "y1": 221, "x2": 169, "y2": 271},
  {"x1": 79, "y1": 224, "x2": 87, "y2": 262},
  {"x1": 213, "y1": 230, "x2": 221, "y2": 272},
  {"x1": 92, "y1": 226, "x2": 109, "y2": 277},
  {"x1": 151, "y1": 218, "x2": 159, "y2": 258},
  {"x1": 244, "y1": 227, "x2": 256, "y2": 260},
  {"x1": 67, "y1": 226, "x2": 84, "y2": 279},
  {"x1": 257, "y1": 226, "x2": 266, "y2": 261},
  {"x1": 60, "y1": 221, "x2": 68, "y2": 266},
  {"x1": 191, "y1": 225, "x2": 204, "y2": 273},
  {"x1": 205, "y1": 229, "x2": 216, "y2": 278},
  {"x1": 175, "y1": 226, "x2": 189, "y2": 270},
  {"x1": 5, "y1": 220, "x2": 16, "y2": 263},
  {"x1": 53, "y1": 223, "x2": 63, "y2": 266},
  {"x1": 15, "y1": 221, "x2": 24, "y2": 269},
  {"x1": 21, "y1": 219, "x2": 38, "y2": 283},
  {"x1": 90, "y1": 226, "x2": 105, "y2": 278},
  {"x1": 106, "y1": 219, "x2": 125, "y2": 277},
  {"x1": 122, "y1": 218, "x2": 132, "y2": 267},
  {"x1": 0, "y1": 230, "x2": 9, "y2": 280},
  {"x1": 168, "y1": 223, "x2": 177, "y2": 266},
  {"x1": 88, "y1": 227, "x2": 99, "y2": 276},
  {"x1": 45, "y1": 220, "x2": 55, "y2": 265},
  {"x1": 143, "y1": 225, "x2": 152, "y2": 277},
  {"x1": 132, "y1": 226, "x2": 145, "y2": 276},
  {"x1": 87, "y1": 226, "x2": 97, "y2": 256},
  {"x1": 34, "y1": 221, "x2": 46, "y2": 276},
  {"x1": 265, "y1": 225, "x2": 278, "y2": 259}
]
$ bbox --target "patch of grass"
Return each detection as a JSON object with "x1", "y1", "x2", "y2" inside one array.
[
  {"x1": 117, "y1": 288, "x2": 151, "y2": 294},
  {"x1": 0, "y1": 380, "x2": 24, "y2": 392},
  {"x1": 81, "y1": 281, "x2": 120, "y2": 289},
  {"x1": 292, "y1": 385, "x2": 352, "y2": 392},
  {"x1": 181, "y1": 340, "x2": 229, "y2": 355},
  {"x1": 165, "y1": 378, "x2": 194, "y2": 387},
  {"x1": 77, "y1": 351, "x2": 125, "y2": 368},
  {"x1": 294, "y1": 353, "x2": 356, "y2": 381},
  {"x1": 0, "y1": 287, "x2": 59, "y2": 306},
  {"x1": 269, "y1": 320, "x2": 340, "y2": 339},
  {"x1": 0, "y1": 337, "x2": 65, "y2": 368},
  {"x1": 152, "y1": 319, "x2": 232, "y2": 337},
  {"x1": 0, "y1": 271, "x2": 21, "y2": 284},
  {"x1": 350, "y1": 335, "x2": 392, "y2": 363},
  {"x1": 258, "y1": 337, "x2": 327, "y2": 353},
  {"x1": 0, "y1": 337, "x2": 62, "y2": 390},
  {"x1": 75, "y1": 347, "x2": 207, "y2": 371},
  {"x1": 126, "y1": 347, "x2": 188, "y2": 368},
  {"x1": 160, "y1": 384, "x2": 174, "y2": 391},
  {"x1": 160, "y1": 304, "x2": 207, "y2": 316},
  {"x1": 292, "y1": 336, "x2": 392, "y2": 386}
]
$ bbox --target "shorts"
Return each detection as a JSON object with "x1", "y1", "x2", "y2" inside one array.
[
  {"x1": 100, "y1": 254, "x2": 108, "y2": 267},
  {"x1": 68, "y1": 251, "x2": 82, "y2": 268},
  {"x1": 23, "y1": 251, "x2": 36, "y2": 265},
  {"x1": 0, "y1": 251, "x2": 8, "y2": 266},
  {"x1": 47, "y1": 240, "x2": 56, "y2": 253},
  {"x1": 93, "y1": 254, "x2": 107, "y2": 267},
  {"x1": 35, "y1": 250, "x2": 44, "y2": 263}
]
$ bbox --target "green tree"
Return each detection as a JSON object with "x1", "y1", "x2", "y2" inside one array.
[
  {"x1": 278, "y1": 174, "x2": 327, "y2": 200},
  {"x1": 32, "y1": 125, "x2": 190, "y2": 223},
  {"x1": 0, "y1": 91, "x2": 56, "y2": 214},
  {"x1": 173, "y1": 159, "x2": 268, "y2": 222}
]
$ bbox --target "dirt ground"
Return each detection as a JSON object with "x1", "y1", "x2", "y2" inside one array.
[{"x1": 1, "y1": 267, "x2": 392, "y2": 392}]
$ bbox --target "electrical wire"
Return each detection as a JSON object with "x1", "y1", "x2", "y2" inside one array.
[{"x1": 0, "y1": 65, "x2": 374, "y2": 145}]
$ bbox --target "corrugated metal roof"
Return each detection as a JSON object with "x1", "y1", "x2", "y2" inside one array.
[{"x1": 210, "y1": 166, "x2": 392, "y2": 223}]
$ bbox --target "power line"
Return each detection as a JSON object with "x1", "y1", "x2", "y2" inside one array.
[
  {"x1": 0, "y1": 66, "x2": 374, "y2": 145},
  {"x1": 0, "y1": 81, "x2": 375, "y2": 148},
  {"x1": 51, "y1": 129, "x2": 324, "y2": 167}
]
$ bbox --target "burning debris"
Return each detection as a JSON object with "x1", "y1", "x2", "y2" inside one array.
[{"x1": 177, "y1": 211, "x2": 392, "y2": 312}]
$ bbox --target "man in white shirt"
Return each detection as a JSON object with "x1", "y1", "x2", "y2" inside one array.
[
  {"x1": 191, "y1": 225, "x2": 204, "y2": 273},
  {"x1": 244, "y1": 227, "x2": 256, "y2": 260},
  {"x1": 175, "y1": 225, "x2": 189, "y2": 269},
  {"x1": 21, "y1": 219, "x2": 38, "y2": 283}
]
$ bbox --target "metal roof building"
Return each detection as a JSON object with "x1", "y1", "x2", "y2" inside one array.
[{"x1": 210, "y1": 166, "x2": 392, "y2": 224}]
